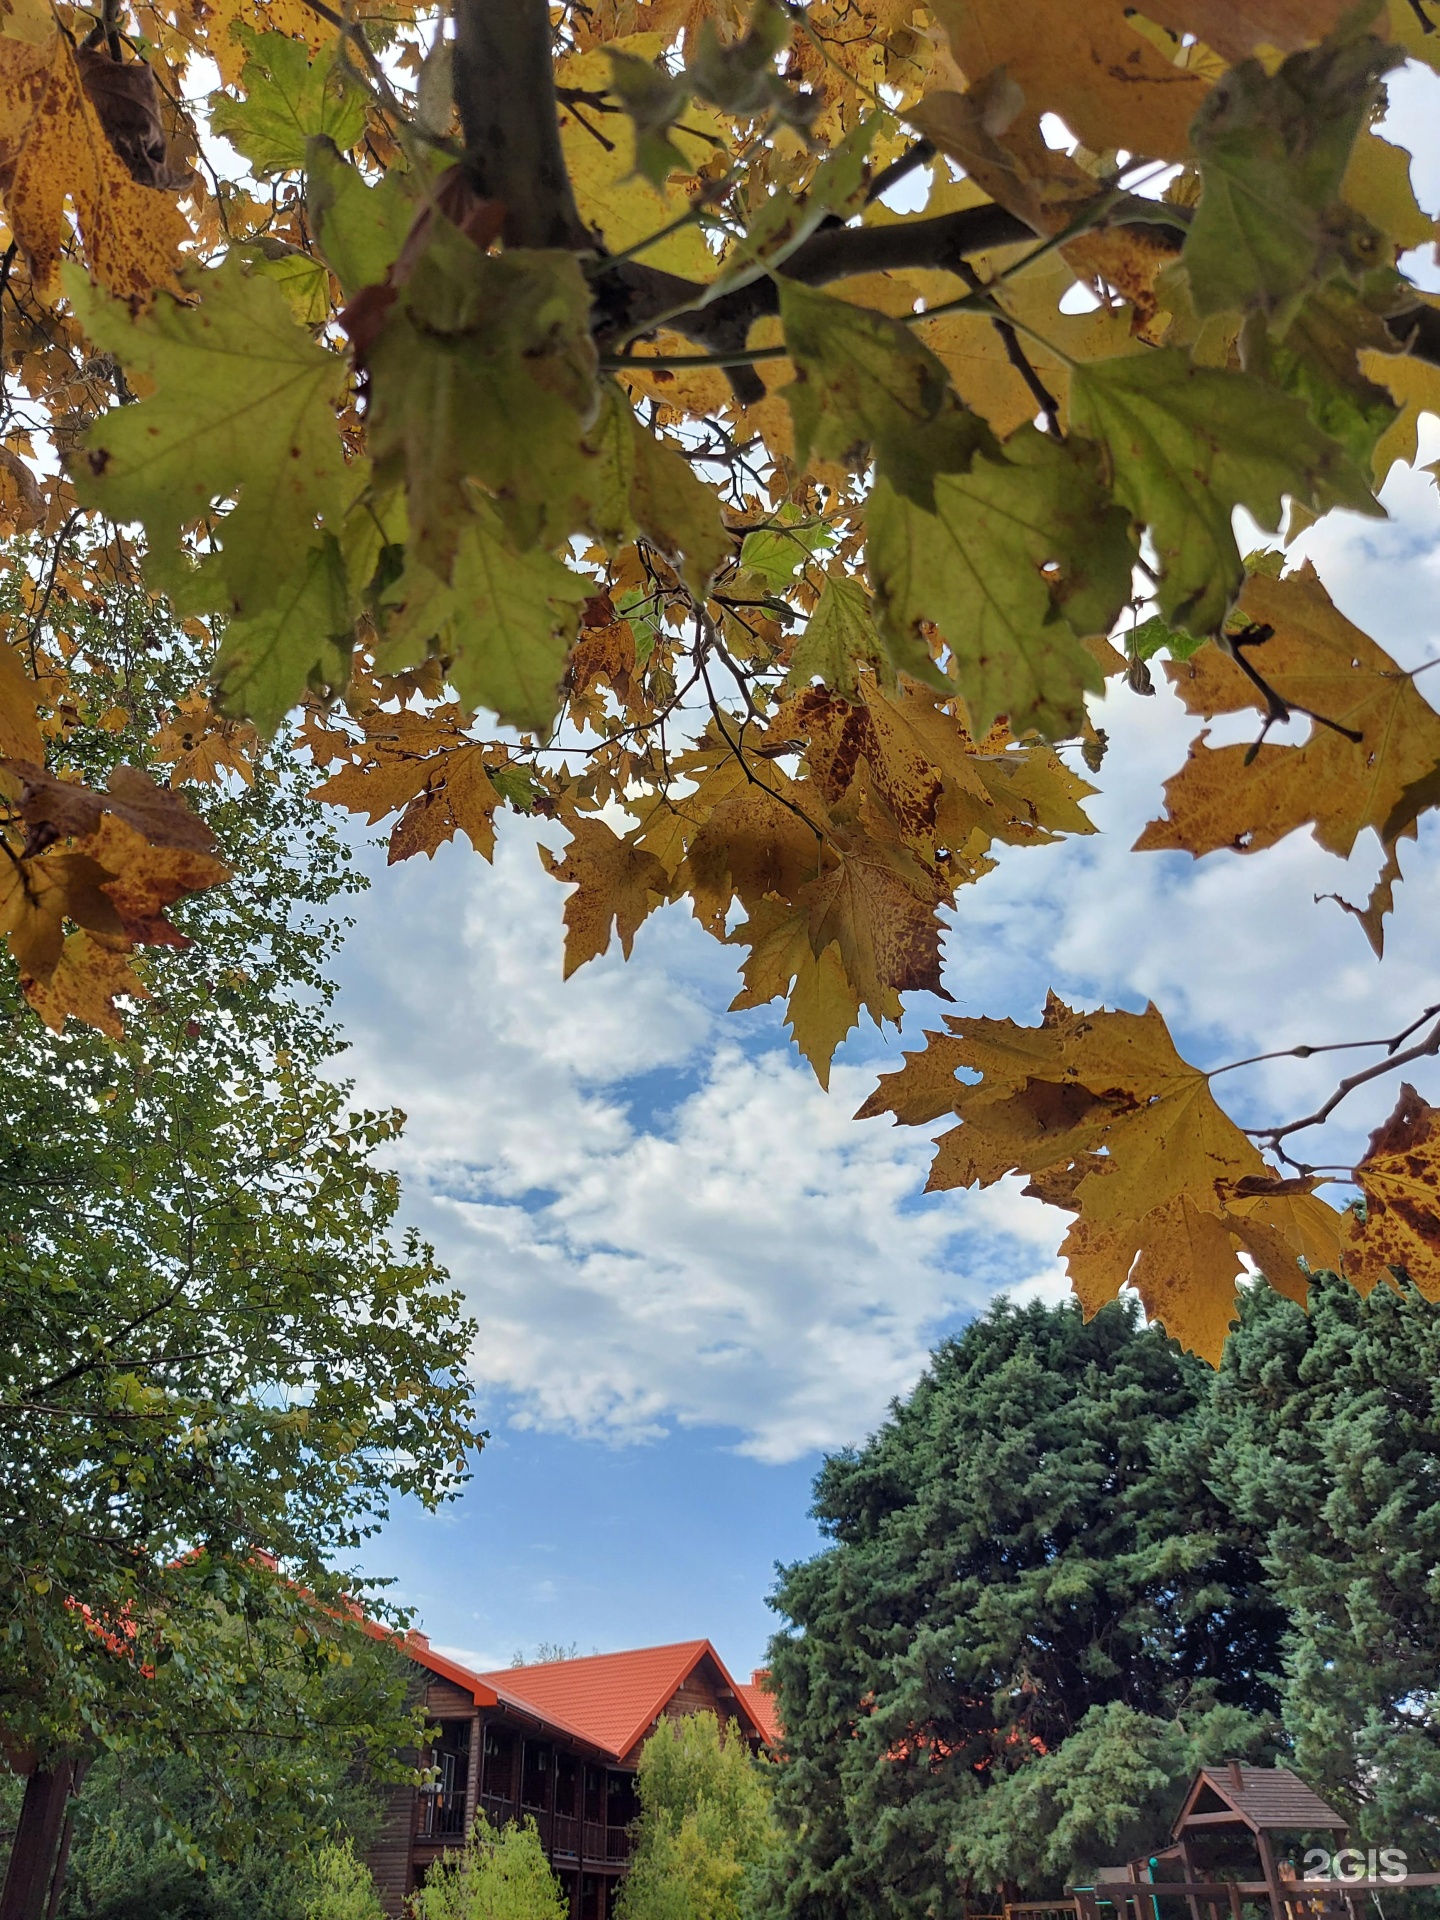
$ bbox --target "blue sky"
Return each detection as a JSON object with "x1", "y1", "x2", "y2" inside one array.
[{"x1": 325, "y1": 71, "x2": 1440, "y2": 1682}]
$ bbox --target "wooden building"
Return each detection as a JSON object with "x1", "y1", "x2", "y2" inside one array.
[{"x1": 365, "y1": 1636, "x2": 778, "y2": 1919}]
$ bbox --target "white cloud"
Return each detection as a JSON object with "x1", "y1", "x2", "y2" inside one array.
[
  {"x1": 332, "y1": 292, "x2": 1440, "y2": 1470},
  {"x1": 336, "y1": 816, "x2": 1073, "y2": 1461}
]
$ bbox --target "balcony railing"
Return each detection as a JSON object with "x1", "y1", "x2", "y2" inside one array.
[
  {"x1": 418, "y1": 1787, "x2": 468, "y2": 1841},
  {"x1": 551, "y1": 1813, "x2": 580, "y2": 1860}
]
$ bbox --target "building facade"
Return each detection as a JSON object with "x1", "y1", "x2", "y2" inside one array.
[{"x1": 365, "y1": 1636, "x2": 779, "y2": 1919}]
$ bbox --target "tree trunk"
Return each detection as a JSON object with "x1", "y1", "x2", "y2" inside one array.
[
  {"x1": 0, "y1": 1761, "x2": 84, "y2": 1920},
  {"x1": 452, "y1": 0, "x2": 589, "y2": 251}
]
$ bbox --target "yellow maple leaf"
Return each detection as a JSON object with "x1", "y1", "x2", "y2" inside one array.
[
  {"x1": 21, "y1": 927, "x2": 147, "y2": 1036},
  {"x1": 1140, "y1": 0, "x2": 1353, "y2": 61},
  {"x1": 729, "y1": 892, "x2": 861, "y2": 1087},
  {"x1": 1358, "y1": 334, "x2": 1440, "y2": 484},
  {"x1": 0, "y1": 11, "x2": 187, "y2": 297},
  {"x1": 800, "y1": 833, "x2": 947, "y2": 1017},
  {"x1": 927, "y1": 0, "x2": 1212, "y2": 163},
  {"x1": 0, "y1": 841, "x2": 121, "y2": 978},
  {"x1": 542, "y1": 814, "x2": 671, "y2": 976},
  {"x1": 859, "y1": 993, "x2": 1348, "y2": 1359},
  {"x1": 0, "y1": 633, "x2": 43, "y2": 761},
  {"x1": 1138, "y1": 566, "x2": 1440, "y2": 876},
  {"x1": 1343, "y1": 1083, "x2": 1440, "y2": 1299},
  {"x1": 387, "y1": 744, "x2": 501, "y2": 864},
  {"x1": 555, "y1": 42, "x2": 724, "y2": 282},
  {"x1": 149, "y1": 692, "x2": 258, "y2": 786}
]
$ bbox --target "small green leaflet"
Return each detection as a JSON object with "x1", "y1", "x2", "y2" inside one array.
[
  {"x1": 1068, "y1": 350, "x2": 1378, "y2": 637},
  {"x1": 739, "y1": 518, "x2": 831, "y2": 591},
  {"x1": 1185, "y1": 22, "x2": 1398, "y2": 323},
  {"x1": 1125, "y1": 614, "x2": 1208, "y2": 664},
  {"x1": 211, "y1": 30, "x2": 367, "y2": 177},
  {"x1": 68, "y1": 257, "x2": 351, "y2": 621}
]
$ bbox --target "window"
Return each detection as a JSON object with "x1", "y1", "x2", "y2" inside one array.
[
  {"x1": 521, "y1": 1741, "x2": 552, "y2": 1811},
  {"x1": 555, "y1": 1753, "x2": 579, "y2": 1819},
  {"x1": 583, "y1": 1766, "x2": 603, "y2": 1823},
  {"x1": 605, "y1": 1770, "x2": 638, "y2": 1829},
  {"x1": 426, "y1": 1722, "x2": 471, "y2": 1838},
  {"x1": 482, "y1": 1724, "x2": 515, "y2": 1801}
]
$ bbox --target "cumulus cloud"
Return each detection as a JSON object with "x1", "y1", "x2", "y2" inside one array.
[{"x1": 332, "y1": 373, "x2": 1440, "y2": 1469}]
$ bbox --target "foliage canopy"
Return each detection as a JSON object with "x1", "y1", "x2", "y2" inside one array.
[
  {"x1": 3, "y1": 0, "x2": 1440, "y2": 1353},
  {"x1": 0, "y1": 563, "x2": 480, "y2": 1849}
]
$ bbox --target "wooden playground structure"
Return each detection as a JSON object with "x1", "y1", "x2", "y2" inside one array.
[{"x1": 1003, "y1": 1764, "x2": 1440, "y2": 1920}]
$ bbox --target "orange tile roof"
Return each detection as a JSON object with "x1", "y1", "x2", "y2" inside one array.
[
  {"x1": 477, "y1": 1639, "x2": 770, "y2": 1761},
  {"x1": 735, "y1": 1669, "x2": 782, "y2": 1748}
]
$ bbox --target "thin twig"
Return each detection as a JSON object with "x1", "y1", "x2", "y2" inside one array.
[
  {"x1": 955, "y1": 259, "x2": 1061, "y2": 436},
  {"x1": 294, "y1": 0, "x2": 410, "y2": 125},
  {"x1": 1243, "y1": 1014, "x2": 1440, "y2": 1148},
  {"x1": 1213, "y1": 1005, "x2": 1440, "y2": 1076}
]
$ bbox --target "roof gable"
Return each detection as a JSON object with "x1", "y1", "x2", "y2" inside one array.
[
  {"x1": 478, "y1": 1640, "x2": 768, "y2": 1760},
  {"x1": 1173, "y1": 1765, "x2": 1348, "y2": 1837}
]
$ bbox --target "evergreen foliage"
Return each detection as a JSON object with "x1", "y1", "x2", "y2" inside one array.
[{"x1": 765, "y1": 1285, "x2": 1440, "y2": 1916}]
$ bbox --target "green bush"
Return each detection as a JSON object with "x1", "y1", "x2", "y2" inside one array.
[
  {"x1": 618, "y1": 1714, "x2": 778, "y2": 1920},
  {"x1": 409, "y1": 1815, "x2": 566, "y2": 1920},
  {"x1": 303, "y1": 1842, "x2": 386, "y2": 1920}
]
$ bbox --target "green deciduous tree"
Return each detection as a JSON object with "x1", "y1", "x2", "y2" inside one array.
[
  {"x1": 410, "y1": 1815, "x2": 567, "y2": 1920},
  {"x1": 618, "y1": 1712, "x2": 779, "y2": 1920},
  {"x1": 0, "y1": 558, "x2": 481, "y2": 1879}
]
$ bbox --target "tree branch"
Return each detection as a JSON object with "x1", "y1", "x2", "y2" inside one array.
[
  {"x1": 452, "y1": 0, "x2": 589, "y2": 250},
  {"x1": 591, "y1": 196, "x2": 1187, "y2": 404},
  {"x1": 1243, "y1": 1011, "x2": 1440, "y2": 1158}
]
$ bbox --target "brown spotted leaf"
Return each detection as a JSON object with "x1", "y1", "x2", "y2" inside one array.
[
  {"x1": 0, "y1": 15, "x2": 186, "y2": 297},
  {"x1": 1344, "y1": 1084, "x2": 1440, "y2": 1297}
]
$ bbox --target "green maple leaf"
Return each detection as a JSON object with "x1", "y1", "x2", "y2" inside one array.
[
  {"x1": 787, "y1": 575, "x2": 886, "y2": 696},
  {"x1": 306, "y1": 137, "x2": 416, "y2": 299},
  {"x1": 582, "y1": 381, "x2": 732, "y2": 592},
  {"x1": 1068, "y1": 349, "x2": 1378, "y2": 636},
  {"x1": 1258, "y1": 282, "x2": 1401, "y2": 471},
  {"x1": 379, "y1": 507, "x2": 589, "y2": 732},
  {"x1": 68, "y1": 257, "x2": 351, "y2": 620},
  {"x1": 1185, "y1": 23, "x2": 1399, "y2": 323},
  {"x1": 738, "y1": 515, "x2": 831, "y2": 592},
  {"x1": 366, "y1": 221, "x2": 598, "y2": 569},
  {"x1": 778, "y1": 278, "x2": 990, "y2": 510},
  {"x1": 214, "y1": 536, "x2": 353, "y2": 733},
  {"x1": 867, "y1": 429, "x2": 1134, "y2": 738},
  {"x1": 211, "y1": 30, "x2": 367, "y2": 177}
]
